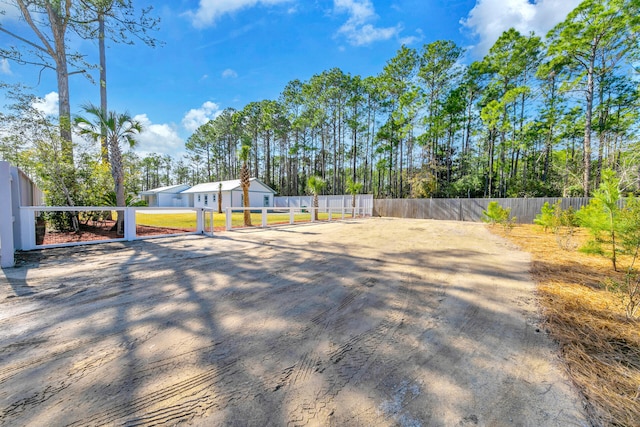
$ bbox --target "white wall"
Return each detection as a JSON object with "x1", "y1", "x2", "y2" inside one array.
[
  {"x1": 193, "y1": 190, "x2": 272, "y2": 209},
  {"x1": 193, "y1": 191, "x2": 229, "y2": 209},
  {"x1": 142, "y1": 194, "x2": 158, "y2": 207},
  {"x1": 248, "y1": 191, "x2": 272, "y2": 208},
  {"x1": 158, "y1": 193, "x2": 191, "y2": 208},
  {"x1": 0, "y1": 162, "x2": 14, "y2": 267},
  {"x1": 0, "y1": 162, "x2": 44, "y2": 265}
]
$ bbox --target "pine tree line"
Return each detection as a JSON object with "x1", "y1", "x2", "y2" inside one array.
[
  {"x1": 171, "y1": 1, "x2": 640, "y2": 198},
  {"x1": 2, "y1": 0, "x2": 639, "y2": 202}
]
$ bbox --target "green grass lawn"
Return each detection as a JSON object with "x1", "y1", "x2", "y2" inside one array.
[
  {"x1": 136, "y1": 212, "x2": 202, "y2": 228},
  {"x1": 135, "y1": 211, "x2": 332, "y2": 229}
]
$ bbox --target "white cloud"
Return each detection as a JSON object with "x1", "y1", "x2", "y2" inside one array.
[
  {"x1": 185, "y1": 0, "x2": 293, "y2": 29},
  {"x1": 133, "y1": 114, "x2": 185, "y2": 156},
  {"x1": 181, "y1": 101, "x2": 222, "y2": 133},
  {"x1": 0, "y1": 59, "x2": 11, "y2": 75},
  {"x1": 399, "y1": 29, "x2": 424, "y2": 46},
  {"x1": 0, "y1": 3, "x2": 22, "y2": 22},
  {"x1": 461, "y1": 0, "x2": 582, "y2": 56},
  {"x1": 334, "y1": 0, "x2": 400, "y2": 46},
  {"x1": 222, "y1": 68, "x2": 238, "y2": 78},
  {"x1": 32, "y1": 92, "x2": 59, "y2": 116}
]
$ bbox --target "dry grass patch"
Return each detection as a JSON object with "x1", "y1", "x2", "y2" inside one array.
[{"x1": 491, "y1": 224, "x2": 640, "y2": 427}]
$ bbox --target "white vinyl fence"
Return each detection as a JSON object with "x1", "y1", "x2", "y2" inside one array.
[
  {"x1": 0, "y1": 162, "x2": 44, "y2": 267},
  {"x1": 274, "y1": 194, "x2": 373, "y2": 215},
  {"x1": 223, "y1": 206, "x2": 370, "y2": 230},
  {"x1": 18, "y1": 206, "x2": 211, "y2": 251}
]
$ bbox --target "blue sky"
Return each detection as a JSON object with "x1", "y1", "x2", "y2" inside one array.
[{"x1": 0, "y1": 0, "x2": 581, "y2": 158}]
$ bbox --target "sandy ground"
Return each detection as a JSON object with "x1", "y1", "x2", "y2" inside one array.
[{"x1": 0, "y1": 218, "x2": 587, "y2": 427}]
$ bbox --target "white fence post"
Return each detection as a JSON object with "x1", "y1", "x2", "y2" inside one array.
[
  {"x1": 274, "y1": 194, "x2": 374, "y2": 217},
  {"x1": 261, "y1": 208, "x2": 267, "y2": 228},
  {"x1": 196, "y1": 208, "x2": 204, "y2": 233},
  {"x1": 19, "y1": 209, "x2": 36, "y2": 251},
  {"x1": 0, "y1": 162, "x2": 15, "y2": 267},
  {"x1": 226, "y1": 207, "x2": 232, "y2": 231},
  {"x1": 289, "y1": 207, "x2": 294, "y2": 224},
  {"x1": 125, "y1": 208, "x2": 136, "y2": 241}
]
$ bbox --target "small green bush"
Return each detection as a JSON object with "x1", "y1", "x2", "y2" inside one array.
[
  {"x1": 576, "y1": 169, "x2": 621, "y2": 270},
  {"x1": 535, "y1": 201, "x2": 578, "y2": 250},
  {"x1": 534, "y1": 201, "x2": 556, "y2": 231},
  {"x1": 578, "y1": 239, "x2": 605, "y2": 255},
  {"x1": 482, "y1": 201, "x2": 516, "y2": 231}
]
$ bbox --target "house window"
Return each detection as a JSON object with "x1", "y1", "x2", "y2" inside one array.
[
  {"x1": 263, "y1": 195, "x2": 269, "y2": 207},
  {"x1": 204, "y1": 195, "x2": 208, "y2": 206},
  {"x1": 197, "y1": 195, "x2": 201, "y2": 203},
  {"x1": 212, "y1": 194, "x2": 217, "y2": 202}
]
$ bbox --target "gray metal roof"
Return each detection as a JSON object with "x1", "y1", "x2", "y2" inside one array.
[
  {"x1": 139, "y1": 184, "x2": 190, "y2": 195},
  {"x1": 180, "y1": 178, "x2": 275, "y2": 194}
]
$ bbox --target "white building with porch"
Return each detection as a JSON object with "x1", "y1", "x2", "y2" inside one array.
[
  {"x1": 138, "y1": 184, "x2": 191, "y2": 207},
  {"x1": 178, "y1": 178, "x2": 275, "y2": 210}
]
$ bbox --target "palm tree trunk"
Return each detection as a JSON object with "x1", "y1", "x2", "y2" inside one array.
[
  {"x1": 241, "y1": 162, "x2": 252, "y2": 226},
  {"x1": 111, "y1": 140, "x2": 126, "y2": 235},
  {"x1": 313, "y1": 194, "x2": 319, "y2": 220}
]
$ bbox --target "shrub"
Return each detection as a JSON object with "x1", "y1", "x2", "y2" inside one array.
[
  {"x1": 576, "y1": 169, "x2": 621, "y2": 270},
  {"x1": 533, "y1": 201, "x2": 556, "y2": 232},
  {"x1": 482, "y1": 201, "x2": 516, "y2": 232},
  {"x1": 535, "y1": 201, "x2": 578, "y2": 250},
  {"x1": 579, "y1": 240, "x2": 605, "y2": 255},
  {"x1": 606, "y1": 273, "x2": 640, "y2": 319}
]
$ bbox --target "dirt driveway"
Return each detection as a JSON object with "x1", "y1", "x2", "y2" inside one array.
[{"x1": 0, "y1": 218, "x2": 586, "y2": 426}]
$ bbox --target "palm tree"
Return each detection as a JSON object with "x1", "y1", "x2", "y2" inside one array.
[
  {"x1": 75, "y1": 103, "x2": 142, "y2": 235},
  {"x1": 307, "y1": 175, "x2": 326, "y2": 220},
  {"x1": 346, "y1": 178, "x2": 363, "y2": 214},
  {"x1": 238, "y1": 140, "x2": 252, "y2": 226}
]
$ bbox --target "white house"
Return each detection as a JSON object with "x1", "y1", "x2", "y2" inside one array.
[
  {"x1": 138, "y1": 183, "x2": 191, "y2": 207},
  {"x1": 181, "y1": 178, "x2": 275, "y2": 210}
]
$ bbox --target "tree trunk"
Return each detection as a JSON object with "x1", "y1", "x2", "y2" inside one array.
[
  {"x1": 583, "y1": 43, "x2": 597, "y2": 196},
  {"x1": 241, "y1": 162, "x2": 252, "y2": 226},
  {"x1": 99, "y1": 10, "x2": 108, "y2": 163},
  {"x1": 111, "y1": 140, "x2": 126, "y2": 235},
  {"x1": 265, "y1": 131, "x2": 271, "y2": 187},
  {"x1": 313, "y1": 193, "x2": 319, "y2": 220}
]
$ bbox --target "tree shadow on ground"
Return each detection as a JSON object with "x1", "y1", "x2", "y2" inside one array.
[{"x1": 0, "y1": 221, "x2": 586, "y2": 426}]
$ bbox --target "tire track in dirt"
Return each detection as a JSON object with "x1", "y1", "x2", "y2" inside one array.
[
  {"x1": 309, "y1": 288, "x2": 364, "y2": 329},
  {"x1": 284, "y1": 272, "x2": 412, "y2": 426},
  {"x1": 63, "y1": 346, "x2": 303, "y2": 427},
  {"x1": 1, "y1": 222, "x2": 587, "y2": 426},
  {"x1": 2, "y1": 244, "x2": 338, "y2": 425},
  {"x1": 0, "y1": 325, "x2": 164, "y2": 424},
  {"x1": 65, "y1": 358, "x2": 241, "y2": 426}
]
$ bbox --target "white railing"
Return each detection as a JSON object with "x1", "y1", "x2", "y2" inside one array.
[
  {"x1": 19, "y1": 206, "x2": 211, "y2": 251},
  {"x1": 16, "y1": 205, "x2": 370, "y2": 251},
  {"x1": 223, "y1": 206, "x2": 370, "y2": 231},
  {"x1": 274, "y1": 194, "x2": 373, "y2": 216}
]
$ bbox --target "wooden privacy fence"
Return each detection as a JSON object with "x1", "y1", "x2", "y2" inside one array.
[{"x1": 373, "y1": 197, "x2": 593, "y2": 224}]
